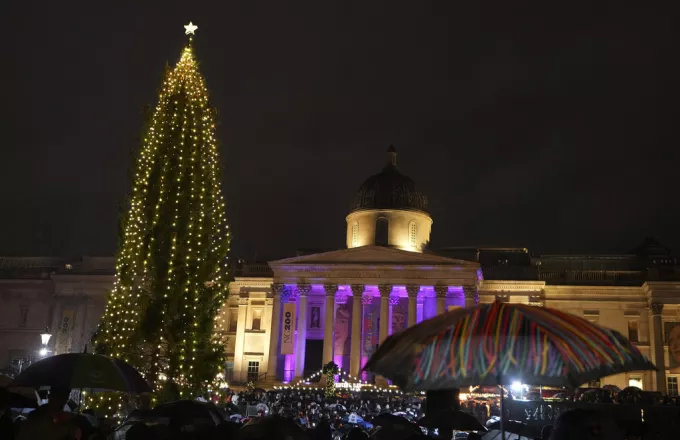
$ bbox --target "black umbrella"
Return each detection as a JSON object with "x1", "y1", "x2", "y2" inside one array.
[
  {"x1": 240, "y1": 415, "x2": 310, "y2": 440},
  {"x1": 5, "y1": 390, "x2": 39, "y2": 409},
  {"x1": 418, "y1": 409, "x2": 487, "y2": 432},
  {"x1": 486, "y1": 420, "x2": 539, "y2": 438},
  {"x1": 371, "y1": 413, "x2": 422, "y2": 436},
  {"x1": 151, "y1": 400, "x2": 225, "y2": 430},
  {"x1": 482, "y1": 430, "x2": 530, "y2": 440},
  {"x1": 10, "y1": 353, "x2": 150, "y2": 393}
]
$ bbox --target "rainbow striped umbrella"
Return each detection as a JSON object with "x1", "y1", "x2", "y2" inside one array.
[{"x1": 364, "y1": 301, "x2": 655, "y2": 390}]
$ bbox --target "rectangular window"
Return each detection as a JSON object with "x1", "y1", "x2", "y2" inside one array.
[
  {"x1": 668, "y1": 377, "x2": 679, "y2": 397},
  {"x1": 252, "y1": 309, "x2": 262, "y2": 331},
  {"x1": 228, "y1": 309, "x2": 238, "y2": 332},
  {"x1": 225, "y1": 362, "x2": 234, "y2": 381},
  {"x1": 247, "y1": 361, "x2": 260, "y2": 381},
  {"x1": 19, "y1": 305, "x2": 29, "y2": 327},
  {"x1": 629, "y1": 376, "x2": 643, "y2": 390},
  {"x1": 584, "y1": 314, "x2": 599, "y2": 325},
  {"x1": 310, "y1": 306, "x2": 321, "y2": 329},
  {"x1": 628, "y1": 321, "x2": 639, "y2": 343}
]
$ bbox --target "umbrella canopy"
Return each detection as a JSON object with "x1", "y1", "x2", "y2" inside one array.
[
  {"x1": 372, "y1": 413, "x2": 421, "y2": 435},
  {"x1": 240, "y1": 415, "x2": 309, "y2": 440},
  {"x1": 10, "y1": 353, "x2": 151, "y2": 393},
  {"x1": 151, "y1": 400, "x2": 226, "y2": 428},
  {"x1": 344, "y1": 413, "x2": 365, "y2": 425},
  {"x1": 0, "y1": 374, "x2": 14, "y2": 387},
  {"x1": 482, "y1": 430, "x2": 530, "y2": 440},
  {"x1": 365, "y1": 301, "x2": 655, "y2": 389},
  {"x1": 486, "y1": 420, "x2": 539, "y2": 438},
  {"x1": 1, "y1": 374, "x2": 40, "y2": 408},
  {"x1": 418, "y1": 409, "x2": 487, "y2": 432},
  {"x1": 602, "y1": 384, "x2": 621, "y2": 394},
  {"x1": 5, "y1": 390, "x2": 40, "y2": 409}
]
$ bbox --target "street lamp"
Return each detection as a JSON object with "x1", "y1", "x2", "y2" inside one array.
[
  {"x1": 39, "y1": 327, "x2": 52, "y2": 357},
  {"x1": 40, "y1": 328, "x2": 52, "y2": 346}
]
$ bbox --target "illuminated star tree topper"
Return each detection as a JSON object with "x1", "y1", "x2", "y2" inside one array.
[{"x1": 184, "y1": 21, "x2": 198, "y2": 35}]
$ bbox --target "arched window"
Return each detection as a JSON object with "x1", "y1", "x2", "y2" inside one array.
[
  {"x1": 351, "y1": 222, "x2": 359, "y2": 247},
  {"x1": 409, "y1": 221, "x2": 417, "y2": 247},
  {"x1": 375, "y1": 217, "x2": 389, "y2": 246}
]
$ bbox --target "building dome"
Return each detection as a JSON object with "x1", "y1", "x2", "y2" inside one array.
[
  {"x1": 351, "y1": 146, "x2": 429, "y2": 213},
  {"x1": 346, "y1": 146, "x2": 432, "y2": 252}
]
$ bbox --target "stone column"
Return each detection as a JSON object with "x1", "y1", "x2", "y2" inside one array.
[
  {"x1": 388, "y1": 296, "x2": 401, "y2": 335},
  {"x1": 406, "y1": 285, "x2": 419, "y2": 328},
  {"x1": 650, "y1": 302, "x2": 666, "y2": 393},
  {"x1": 233, "y1": 293, "x2": 248, "y2": 382},
  {"x1": 266, "y1": 283, "x2": 284, "y2": 379},
  {"x1": 350, "y1": 285, "x2": 364, "y2": 377},
  {"x1": 362, "y1": 295, "x2": 374, "y2": 347},
  {"x1": 639, "y1": 308, "x2": 650, "y2": 344},
  {"x1": 434, "y1": 285, "x2": 447, "y2": 315},
  {"x1": 463, "y1": 285, "x2": 477, "y2": 308},
  {"x1": 378, "y1": 284, "x2": 392, "y2": 345},
  {"x1": 295, "y1": 284, "x2": 311, "y2": 379},
  {"x1": 323, "y1": 284, "x2": 338, "y2": 365}
]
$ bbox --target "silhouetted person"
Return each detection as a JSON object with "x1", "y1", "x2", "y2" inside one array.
[
  {"x1": 313, "y1": 418, "x2": 331, "y2": 440},
  {"x1": 346, "y1": 427, "x2": 368, "y2": 440},
  {"x1": 550, "y1": 408, "x2": 622, "y2": 440},
  {"x1": 0, "y1": 388, "x2": 15, "y2": 440},
  {"x1": 17, "y1": 387, "x2": 81, "y2": 440}
]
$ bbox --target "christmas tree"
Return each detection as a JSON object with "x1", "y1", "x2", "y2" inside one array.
[{"x1": 95, "y1": 23, "x2": 230, "y2": 399}]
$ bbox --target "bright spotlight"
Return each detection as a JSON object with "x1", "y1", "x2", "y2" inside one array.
[
  {"x1": 39, "y1": 348, "x2": 48, "y2": 357},
  {"x1": 511, "y1": 381, "x2": 523, "y2": 392}
]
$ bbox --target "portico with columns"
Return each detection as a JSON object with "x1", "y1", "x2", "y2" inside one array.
[{"x1": 266, "y1": 245, "x2": 480, "y2": 381}]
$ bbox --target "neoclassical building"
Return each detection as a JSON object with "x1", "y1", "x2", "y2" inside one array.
[
  {"x1": 2, "y1": 147, "x2": 680, "y2": 394},
  {"x1": 224, "y1": 148, "x2": 680, "y2": 393}
]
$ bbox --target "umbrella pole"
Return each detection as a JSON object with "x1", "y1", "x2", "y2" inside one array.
[{"x1": 499, "y1": 384, "x2": 505, "y2": 440}]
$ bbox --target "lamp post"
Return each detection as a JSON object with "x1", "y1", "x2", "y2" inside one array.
[{"x1": 39, "y1": 327, "x2": 52, "y2": 357}]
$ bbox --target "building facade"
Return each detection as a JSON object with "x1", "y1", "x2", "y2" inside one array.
[
  {"x1": 2, "y1": 147, "x2": 679, "y2": 393},
  {"x1": 0, "y1": 257, "x2": 113, "y2": 373}
]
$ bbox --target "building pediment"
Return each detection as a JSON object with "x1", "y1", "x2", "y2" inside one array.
[
  {"x1": 268, "y1": 246, "x2": 479, "y2": 286},
  {"x1": 269, "y1": 245, "x2": 477, "y2": 268}
]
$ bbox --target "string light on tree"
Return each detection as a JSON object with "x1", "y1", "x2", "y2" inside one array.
[{"x1": 94, "y1": 22, "x2": 230, "y2": 412}]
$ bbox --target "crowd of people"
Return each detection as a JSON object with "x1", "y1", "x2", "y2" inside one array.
[{"x1": 1, "y1": 383, "x2": 674, "y2": 439}]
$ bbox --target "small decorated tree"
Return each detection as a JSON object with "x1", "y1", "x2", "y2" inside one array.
[{"x1": 322, "y1": 362, "x2": 339, "y2": 398}]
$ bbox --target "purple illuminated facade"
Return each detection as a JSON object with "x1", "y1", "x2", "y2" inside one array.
[{"x1": 265, "y1": 268, "x2": 480, "y2": 382}]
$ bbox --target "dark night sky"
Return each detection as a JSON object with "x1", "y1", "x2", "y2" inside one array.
[{"x1": 1, "y1": 1, "x2": 677, "y2": 260}]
